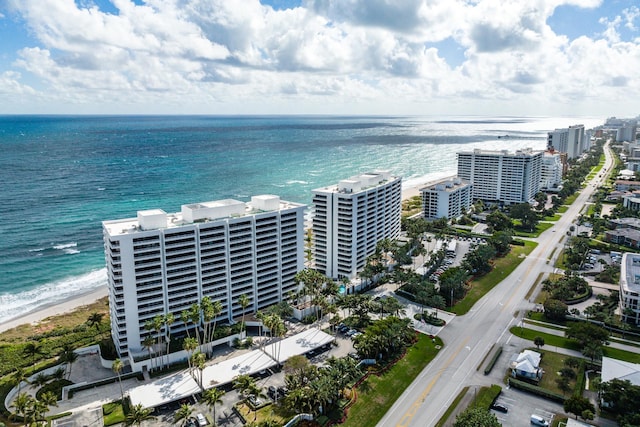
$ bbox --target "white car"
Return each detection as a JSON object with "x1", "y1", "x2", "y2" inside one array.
[{"x1": 196, "y1": 413, "x2": 208, "y2": 427}]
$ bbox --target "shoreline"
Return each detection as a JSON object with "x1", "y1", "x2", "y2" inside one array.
[
  {"x1": 0, "y1": 179, "x2": 441, "y2": 335},
  {"x1": 0, "y1": 286, "x2": 108, "y2": 334}
]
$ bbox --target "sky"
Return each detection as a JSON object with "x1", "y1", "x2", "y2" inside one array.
[{"x1": 0, "y1": 0, "x2": 638, "y2": 116}]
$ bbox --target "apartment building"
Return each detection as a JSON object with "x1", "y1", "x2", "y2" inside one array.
[
  {"x1": 547, "y1": 124, "x2": 585, "y2": 159},
  {"x1": 620, "y1": 253, "x2": 640, "y2": 325},
  {"x1": 311, "y1": 171, "x2": 402, "y2": 280},
  {"x1": 457, "y1": 148, "x2": 542, "y2": 205},
  {"x1": 103, "y1": 195, "x2": 306, "y2": 357},
  {"x1": 540, "y1": 151, "x2": 563, "y2": 191},
  {"x1": 421, "y1": 177, "x2": 472, "y2": 220}
]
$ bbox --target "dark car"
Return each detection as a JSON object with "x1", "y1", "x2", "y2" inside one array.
[{"x1": 491, "y1": 403, "x2": 508, "y2": 413}]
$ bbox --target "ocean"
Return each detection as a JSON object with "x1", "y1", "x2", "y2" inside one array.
[{"x1": 0, "y1": 115, "x2": 603, "y2": 323}]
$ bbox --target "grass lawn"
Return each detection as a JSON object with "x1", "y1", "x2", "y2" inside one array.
[
  {"x1": 536, "y1": 350, "x2": 581, "y2": 396},
  {"x1": 564, "y1": 193, "x2": 579, "y2": 205},
  {"x1": 453, "y1": 241, "x2": 537, "y2": 315},
  {"x1": 237, "y1": 401, "x2": 290, "y2": 426},
  {"x1": 340, "y1": 334, "x2": 443, "y2": 427},
  {"x1": 513, "y1": 221, "x2": 554, "y2": 238},
  {"x1": 103, "y1": 401, "x2": 125, "y2": 426},
  {"x1": 510, "y1": 327, "x2": 640, "y2": 364},
  {"x1": 556, "y1": 206, "x2": 568, "y2": 214},
  {"x1": 542, "y1": 214, "x2": 562, "y2": 222}
]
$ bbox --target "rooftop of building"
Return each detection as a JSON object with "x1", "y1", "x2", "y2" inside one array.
[
  {"x1": 419, "y1": 177, "x2": 470, "y2": 193},
  {"x1": 621, "y1": 252, "x2": 640, "y2": 294},
  {"x1": 312, "y1": 170, "x2": 400, "y2": 195},
  {"x1": 610, "y1": 218, "x2": 640, "y2": 228},
  {"x1": 456, "y1": 147, "x2": 542, "y2": 157},
  {"x1": 103, "y1": 195, "x2": 305, "y2": 236}
]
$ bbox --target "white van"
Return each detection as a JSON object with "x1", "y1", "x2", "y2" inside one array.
[{"x1": 530, "y1": 414, "x2": 549, "y2": 426}]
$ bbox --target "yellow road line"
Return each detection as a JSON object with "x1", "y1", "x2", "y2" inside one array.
[{"x1": 396, "y1": 337, "x2": 470, "y2": 427}]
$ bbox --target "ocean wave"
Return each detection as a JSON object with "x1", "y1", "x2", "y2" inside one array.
[
  {"x1": 0, "y1": 268, "x2": 107, "y2": 325},
  {"x1": 286, "y1": 180, "x2": 309, "y2": 185},
  {"x1": 53, "y1": 242, "x2": 80, "y2": 255}
]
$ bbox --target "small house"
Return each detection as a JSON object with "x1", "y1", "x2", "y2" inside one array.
[{"x1": 510, "y1": 349, "x2": 543, "y2": 381}]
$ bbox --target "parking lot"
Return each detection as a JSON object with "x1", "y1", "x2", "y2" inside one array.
[{"x1": 490, "y1": 387, "x2": 560, "y2": 427}]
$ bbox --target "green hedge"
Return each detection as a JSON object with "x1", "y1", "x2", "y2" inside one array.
[
  {"x1": 508, "y1": 378, "x2": 566, "y2": 403},
  {"x1": 484, "y1": 346, "x2": 503, "y2": 375}
]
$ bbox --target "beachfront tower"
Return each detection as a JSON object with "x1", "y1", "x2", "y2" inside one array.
[
  {"x1": 102, "y1": 195, "x2": 306, "y2": 357},
  {"x1": 311, "y1": 171, "x2": 402, "y2": 280},
  {"x1": 457, "y1": 148, "x2": 542, "y2": 206},
  {"x1": 547, "y1": 124, "x2": 586, "y2": 159},
  {"x1": 420, "y1": 177, "x2": 472, "y2": 221}
]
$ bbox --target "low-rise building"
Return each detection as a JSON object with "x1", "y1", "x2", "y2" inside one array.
[{"x1": 510, "y1": 349, "x2": 543, "y2": 381}]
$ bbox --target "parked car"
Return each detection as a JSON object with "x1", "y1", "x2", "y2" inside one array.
[
  {"x1": 491, "y1": 403, "x2": 508, "y2": 413},
  {"x1": 530, "y1": 414, "x2": 549, "y2": 426},
  {"x1": 196, "y1": 413, "x2": 208, "y2": 426}
]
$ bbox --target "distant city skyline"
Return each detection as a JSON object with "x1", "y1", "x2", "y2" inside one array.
[{"x1": 0, "y1": 0, "x2": 638, "y2": 116}]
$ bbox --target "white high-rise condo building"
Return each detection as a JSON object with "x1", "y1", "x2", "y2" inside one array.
[
  {"x1": 457, "y1": 148, "x2": 543, "y2": 205},
  {"x1": 540, "y1": 152, "x2": 563, "y2": 191},
  {"x1": 103, "y1": 195, "x2": 306, "y2": 357},
  {"x1": 547, "y1": 124, "x2": 585, "y2": 159},
  {"x1": 421, "y1": 178, "x2": 472, "y2": 221},
  {"x1": 311, "y1": 171, "x2": 402, "y2": 280},
  {"x1": 620, "y1": 252, "x2": 640, "y2": 325}
]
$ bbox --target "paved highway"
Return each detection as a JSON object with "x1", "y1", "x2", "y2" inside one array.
[{"x1": 378, "y1": 142, "x2": 614, "y2": 427}]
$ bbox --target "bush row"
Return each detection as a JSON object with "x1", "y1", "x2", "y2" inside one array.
[
  {"x1": 507, "y1": 378, "x2": 566, "y2": 403},
  {"x1": 483, "y1": 346, "x2": 503, "y2": 375}
]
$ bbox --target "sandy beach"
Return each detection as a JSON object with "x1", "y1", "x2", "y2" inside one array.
[
  {"x1": 0, "y1": 179, "x2": 445, "y2": 336},
  {"x1": 0, "y1": 286, "x2": 108, "y2": 334}
]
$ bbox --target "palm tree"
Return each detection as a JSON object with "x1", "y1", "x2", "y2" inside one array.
[
  {"x1": 142, "y1": 335, "x2": 156, "y2": 372},
  {"x1": 112, "y1": 358, "x2": 125, "y2": 402},
  {"x1": 238, "y1": 294, "x2": 251, "y2": 340},
  {"x1": 51, "y1": 367, "x2": 65, "y2": 382},
  {"x1": 32, "y1": 372, "x2": 51, "y2": 389},
  {"x1": 23, "y1": 342, "x2": 43, "y2": 370},
  {"x1": 202, "y1": 388, "x2": 225, "y2": 426},
  {"x1": 10, "y1": 367, "x2": 28, "y2": 394},
  {"x1": 164, "y1": 312, "x2": 175, "y2": 367},
  {"x1": 191, "y1": 351, "x2": 206, "y2": 391},
  {"x1": 59, "y1": 345, "x2": 78, "y2": 380},
  {"x1": 10, "y1": 392, "x2": 32, "y2": 422},
  {"x1": 174, "y1": 403, "x2": 194, "y2": 426},
  {"x1": 232, "y1": 374, "x2": 255, "y2": 400},
  {"x1": 39, "y1": 390, "x2": 58, "y2": 412},
  {"x1": 183, "y1": 337, "x2": 198, "y2": 375},
  {"x1": 87, "y1": 312, "x2": 105, "y2": 338},
  {"x1": 151, "y1": 315, "x2": 165, "y2": 369},
  {"x1": 125, "y1": 403, "x2": 154, "y2": 426}
]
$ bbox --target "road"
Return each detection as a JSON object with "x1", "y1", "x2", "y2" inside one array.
[{"x1": 378, "y1": 142, "x2": 614, "y2": 427}]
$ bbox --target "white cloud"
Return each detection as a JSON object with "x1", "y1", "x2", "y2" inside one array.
[{"x1": 1, "y1": 0, "x2": 638, "y2": 115}]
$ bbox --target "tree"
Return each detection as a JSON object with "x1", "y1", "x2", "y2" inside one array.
[
  {"x1": 509, "y1": 203, "x2": 539, "y2": 231},
  {"x1": 454, "y1": 407, "x2": 501, "y2": 427},
  {"x1": 202, "y1": 388, "x2": 225, "y2": 426},
  {"x1": 174, "y1": 403, "x2": 194, "y2": 427},
  {"x1": 489, "y1": 230, "x2": 512, "y2": 255},
  {"x1": 563, "y1": 395, "x2": 595, "y2": 420},
  {"x1": 486, "y1": 210, "x2": 512, "y2": 232},
  {"x1": 125, "y1": 403, "x2": 154, "y2": 426},
  {"x1": 533, "y1": 336, "x2": 545, "y2": 350},
  {"x1": 10, "y1": 392, "x2": 32, "y2": 422},
  {"x1": 565, "y1": 322, "x2": 609, "y2": 348},
  {"x1": 556, "y1": 376, "x2": 572, "y2": 395},
  {"x1": 238, "y1": 294, "x2": 251, "y2": 339},
  {"x1": 59, "y1": 345, "x2": 78, "y2": 380},
  {"x1": 112, "y1": 358, "x2": 125, "y2": 402},
  {"x1": 543, "y1": 299, "x2": 568, "y2": 321},
  {"x1": 87, "y1": 312, "x2": 105, "y2": 338},
  {"x1": 23, "y1": 342, "x2": 43, "y2": 370},
  {"x1": 10, "y1": 367, "x2": 28, "y2": 393}
]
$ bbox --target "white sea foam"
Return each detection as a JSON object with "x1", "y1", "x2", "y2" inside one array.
[
  {"x1": 286, "y1": 180, "x2": 309, "y2": 185},
  {"x1": 53, "y1": 242, "x2": 80, "y2": 255},
  {"x1": 0, "y1": 268, "x2": 107, "y2": 324}
]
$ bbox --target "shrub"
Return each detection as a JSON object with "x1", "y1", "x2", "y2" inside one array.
[{"x1": 484, "y1": 347, "x2": 503, "y2": 375}]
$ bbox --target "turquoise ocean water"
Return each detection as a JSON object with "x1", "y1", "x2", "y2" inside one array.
[{"x1": 0, "y1": 115, "x2": 602, "y2": 323}]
